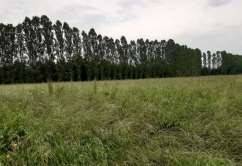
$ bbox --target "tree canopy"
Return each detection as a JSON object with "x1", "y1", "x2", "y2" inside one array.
[{"x1": 0, "y1": 15, "x2": 241, "y2": 84}]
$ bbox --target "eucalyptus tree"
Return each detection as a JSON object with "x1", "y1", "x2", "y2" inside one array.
[
  {"x1": 40, "y1": 15, "x2": 54, "y2": 80},
  {"x1": 63, "y1": 22, "x2": 73, "y2": 62},
  {"x1": 0, "y1": 24, "x2": 7, "y2": 65},
  {"x1": 72, "y1": 27, "x2": 82, "y2": 58},
  {"x1": 192, "y1": 48, "x2": 202, "y2": 75},
  {"x1": 31, "y1": 16, "x2": 42, "y2": 64},
  {"x1": 115, "y1": 39, "x2": 122, "y2": 63},
  {"x1": 88, "y1": 28, "x2": 98, "y2": 62},
  {"x1": 165, "y1": 39, "x2": 176, "y2": 64},
  {"x1": 120, "y1": 36, "x2": 128, "y2": 64},
  {"x1": 137, "y1": 38, "x2": 146, "y2": 64},
  {"x1": 145, "y1": 39, "x2": 153, "y2": 63},
  {"x1": 126, "y1": 41, "x2": 135, "y2": 78},
  {"x1": 53, "y1": 20, "x2": 67, "y2": 81},
  {"x1": 129, "y1": 40, "x2": 137, "y2": 65},
  {"x1": 97, "y1": 34, "x2": 104, "y2": 62},
  {"x1": 15, "y1": 24, "x2": 26, "y2": 64},
  {"x1": 102, "y1": 36, "x2": 109, "y2": 61},
  {"x1": 23, "y1": 17, "x2": 34, "y2": 65},
  {"x1": 88, "y1": 28, "x2": 98, "y2": 79},
  {"x1": 62, "y1": 22, "x2": 74, "y2": 80},
  {"x1": 120, "y1": 36, "x2": 129, "y2": 78},
  {"x1": 109, "y1": 38, "x2": 118, "y2": 79},
  {"x1": 153, "y1": 40, "x2": 162, "y2": 62},
  {"x1": 216, "y1": 51, "x2": 222, "y2": 68},
  {"x1": 72, "y1": 27, "x2": 82, "y2": 81},
  {"x1": 14, "y1": 24, "x2": 27, "y2": 82},
  {"x1": 0, "y1": 24, "x2": 16, "y2": 83},
  {"x1": 0, "y1": 23, "x2": 5, "y2": 65},
  {"x1": 202, "y1": 52, "x2": 206, "y2": 68},
  {"x1": 3, "y1": 24, "x2": 16, "y2": 65},
  {"x1": 81, "y1": 30, "x2": 89, "y2": 61},
  {"x1": 115, "y1": 39, "x2": 123, "y2": 78},
  {"x1": 53, "y1": 20, "x2": 65, "y2": 62},
  {"x1": 212, "y1": 53, "x2": 217, "y2": 69},
  {"x1": 207, "y1": 51, "x2": 212, "y2": 70},
  {"x1": 160, "y1": 40, "x2": 166, "y2": 60},
  {"x1": 96, "y1": 34, "x2": 105, "y2": 79},
  {"x1": 0, "y1": 23, "x2": 5, "y2": 82},
  {"x1": 107, "y1": 38, "x2": 116, "y2": 64}
]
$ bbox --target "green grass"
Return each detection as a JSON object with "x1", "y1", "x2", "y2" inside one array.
[{"x1": 0, "y1": 76, "x2": 242, "y2": 165}]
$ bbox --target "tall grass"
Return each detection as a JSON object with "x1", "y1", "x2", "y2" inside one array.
[
  {"x1": 47, "y1": 80, "x2": 54, "y2": 96},
  {"x1": 0, "y1": 75, "x2": 242, "y2": 165}
]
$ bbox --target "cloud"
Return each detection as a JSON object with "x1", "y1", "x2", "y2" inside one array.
[
  {"x1": 176, "y1": 23, "x2": 242, "y2": 54},
  {"x1": 208, "y1": 0, "x2": 232, "y2": 7},
  {"x1": 118, "y1": 0, "x2": 145, "y2": 9},
  {"x1": 0, "y1": 0, "x2": 241, "y2": 54},
  {"x1": 53, "y1": 4, "x2": 108, "y2": 30}
]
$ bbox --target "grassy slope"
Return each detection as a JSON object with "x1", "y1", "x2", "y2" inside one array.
[{"x1": 0, "y1": 76, "x2": 242, "y2": 165}]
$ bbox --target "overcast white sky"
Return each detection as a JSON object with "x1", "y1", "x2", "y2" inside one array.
[{"x1": 0, "y1": 0, "x2": 241, "y2": 54}]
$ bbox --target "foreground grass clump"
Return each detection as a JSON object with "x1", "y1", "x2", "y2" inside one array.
[{"x1": 0, "y1": 75, "x2": 242, "y2": 165}]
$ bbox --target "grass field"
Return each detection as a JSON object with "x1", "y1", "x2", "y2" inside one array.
[{"x1": 0, "y1": 76, "x2": 242, "y2": 165}]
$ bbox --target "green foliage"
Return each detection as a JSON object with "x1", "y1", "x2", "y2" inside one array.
[
  {"x1": 1, "y1": 15, "x2": 242, "y2": 84},
  {"x1": 0, "y1": 15, "x2": 208, "y2": 84}
]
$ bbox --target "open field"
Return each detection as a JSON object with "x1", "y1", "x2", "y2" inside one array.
[{"x1": 0, "y1": 76, "x2": 242, "y2": 165}]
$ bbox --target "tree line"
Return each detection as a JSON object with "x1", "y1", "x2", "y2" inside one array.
[{"x1": 0, "y1": 15, "x2": 241, "y2": 84}]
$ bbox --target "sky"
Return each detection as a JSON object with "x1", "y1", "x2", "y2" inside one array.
[{"x1": 0, "y1": 0, "x2": 242, "y2": 54}]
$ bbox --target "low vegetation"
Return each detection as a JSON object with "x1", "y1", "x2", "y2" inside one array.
[{"x1": 0, "y1": 75, "x2": 242, "y2": 165}]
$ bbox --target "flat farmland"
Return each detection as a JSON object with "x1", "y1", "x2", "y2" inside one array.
[{"x1": 0, "y1": 76, "x2": 242, "y2": 165}]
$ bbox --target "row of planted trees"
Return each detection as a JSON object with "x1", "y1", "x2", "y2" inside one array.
[
  {"x1": 0, "y1": 15, "x2": 241, "y2": 84},
  {"x1": 201, "y1": 51, "x2": 242, "y2": 75}
]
